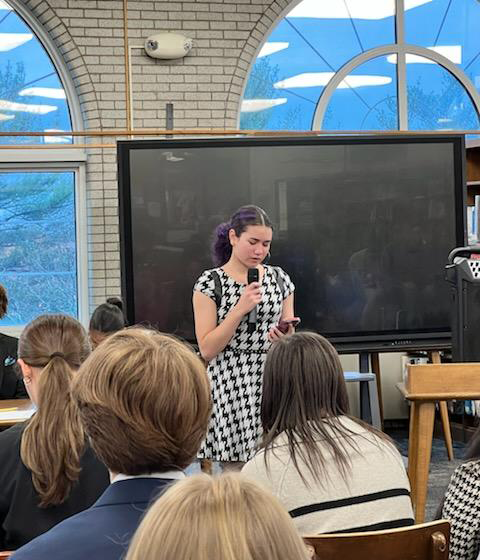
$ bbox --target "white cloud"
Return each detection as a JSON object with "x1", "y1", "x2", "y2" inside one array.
[
  {"x1": 19, "y1": 87, "x2": 66, "y2": 100},
  {"x1": 0, "y1": 1, "x2": 12, "y2": 10},
  {"x1": 43, "y1": 129, "x2": 72, "y2": 144},
  {"x1": 258, "y1": 42, "x2": 289, "y2": 58},
  {"x1": 0, "y1": 113, "x2": 14, "y2": 121},
  {"x1": 274, "y1": 72, "x2": 391, "y2": 89},
  {"x1": 387, "y1": 45, "x2": 462, "y2": 64},
  {"x1": 288, "y1": 0, "x2": 431, "y2": 20},
  {"x1": 0, "y1": 33, "x2": 32, "y2": 52},
  {"x1": 241, "y1": 98, "x2": 287, "y2": 112},
  {"x1": 0, "y1": 99, "x2": 57, "y2": 114}
]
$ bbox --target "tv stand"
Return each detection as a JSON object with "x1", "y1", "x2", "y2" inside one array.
[{"x1": 358, "y1": 351, "x2": 384, "y2": 424}]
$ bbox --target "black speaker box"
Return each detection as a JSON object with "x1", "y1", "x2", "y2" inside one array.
[{"x1": 446, "y1": 247, "x2": 480, "y2": 362}]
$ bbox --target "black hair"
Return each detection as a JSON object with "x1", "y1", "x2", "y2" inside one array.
[{"x1": 89, "y1": 297, "x2": 125, "y2": 334}]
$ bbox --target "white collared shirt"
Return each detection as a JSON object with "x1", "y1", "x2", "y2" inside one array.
[{"x1": 110, "y1": 470, "x2": 186, "y2": 484}]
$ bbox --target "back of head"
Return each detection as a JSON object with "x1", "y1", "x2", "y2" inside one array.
[
  {"x1": 126, "y1": 473, "x2": 310, "y2": 560},
  {"x1": 261, "y1": 331, "x2": 353, "y2": 483},
  {"x1": 0, "y1": 284, "x2": 8, "y2": 319},
  {"x1": 212, "y1": 205, "x2": 272, "y2": 266},
  {"x1": 72, "y1": 328, "x2": 211, "y2": 474},
  {"x1": 19, "y1": 314, "x2": 91, "y2": 507},
  {"x1": 262, "y1": 331, "x2": 349, "y2": 433},
  {"x1": 89, "y1": 297, "x2": 125, "y2": 347}
]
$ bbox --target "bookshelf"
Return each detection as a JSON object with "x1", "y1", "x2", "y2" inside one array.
[{"x1": 466, "y1": 138, "x2": 480, "y2": 205}]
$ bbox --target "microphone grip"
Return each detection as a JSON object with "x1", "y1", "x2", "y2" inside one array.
[
  {"x1": 247, "y1": 307, "x2": 257, "y2": 333},
  {"x1": 247, "y1": 267, "x2": 259, "y2": 334}
]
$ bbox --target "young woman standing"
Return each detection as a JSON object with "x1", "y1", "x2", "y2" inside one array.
[{"x1": 193, "y1": 205, "x2": 296, "y2": 467}]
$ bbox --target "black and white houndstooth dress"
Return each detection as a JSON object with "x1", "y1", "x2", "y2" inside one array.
[
  {"x1": 194, "y1": 265, "x2": 294, "y2": 462},
  {"x1": 442, "y1": 460, "x2": 480, "y2": 560}
]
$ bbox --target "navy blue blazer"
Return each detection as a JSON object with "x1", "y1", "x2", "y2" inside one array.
[
  {"x1": 11, "y1": 477, "x2": 176, "y2": 560},
  {"x1": 0, "y1": 333, "x2": 26, "y2": 399}
]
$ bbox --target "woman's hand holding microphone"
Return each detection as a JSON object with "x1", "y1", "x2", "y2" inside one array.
[{"x1": 235, "y1": 282, "x2": 262, "y2": 315}]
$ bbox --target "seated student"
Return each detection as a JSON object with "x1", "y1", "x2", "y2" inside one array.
[
  {"x1": 439, "y1": 425, "x2": 480, "y2": 560},
  {"x1": 88, "y1": 296, "x2": 125, "y2": 348},
  {"x1": 0, "y1": 284, "x2": 27, "y2": 399},
  {"x1": 11, "y1": 328, "x2": 212, "y2": 560},
  {"x1": 242, "y1": 331, "x2": 414, "y2": 534},
  {"x1": 0, "y1": 314, "x2": 109, "y2": 550},
  {"x1": 126, "y1": 472, "x2": 311, "y2": 560}
]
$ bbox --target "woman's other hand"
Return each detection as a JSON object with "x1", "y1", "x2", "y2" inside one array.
[{"x1": 268, "y1": 322, "x2": 294, "y2": 342}]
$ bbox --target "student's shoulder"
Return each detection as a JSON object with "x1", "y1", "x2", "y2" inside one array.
[
  {"x1": 11, "y1": 507, "x2": 106, "y2": 560},
  {"x1": 0, "y1": 422, "x2": 23, "y2": 450},
  {"x1": 0, "y1": 333, "x2": 18, "y2": 355},
  {"x1": 452, "y1": 459, "x2": 480, "y2": 482}
]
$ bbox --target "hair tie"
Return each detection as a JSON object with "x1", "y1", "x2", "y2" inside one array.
[{"x1": 49, "y1": 352, "x2": 65, "y2": 360}]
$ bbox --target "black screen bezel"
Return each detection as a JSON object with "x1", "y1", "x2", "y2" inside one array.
[{"x1": 117, "y1": 134, "x2": 466, "y2": 352}]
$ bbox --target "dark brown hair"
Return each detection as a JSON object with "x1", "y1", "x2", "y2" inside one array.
[
  {"x1": 89, "y1": 297, "x2": 125, "y2": 348},
  {"x1": 72, "y1": 328, "x2": 212, "y2": 474},
  {"x1": 0, "y1": 284, "x2": 8, "y2": 319},
  {"x1": 212, "y1": 205, "x2": 272, "y2": 266},
  {"x1": 19, "y1": 314, "x2": 91, "y2": 507},
  {"x1": 261, "y1": 331, "x2": 391, "y2": 484}
]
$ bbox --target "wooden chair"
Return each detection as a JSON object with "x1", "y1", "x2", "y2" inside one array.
[
  {"x1": 304, "y1": 520, "x2": 450, "y2": 560},
  {"x1": 0, "y1": 552, "x2": 13, "y2": 559}
]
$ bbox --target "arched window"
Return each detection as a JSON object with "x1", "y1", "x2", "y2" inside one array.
[
  {"x1": 0, "y1": 0, "x2": 85, "y2": 328},
  {"x1": 240, "y1": 0, "x2": 480, "y2": 132}
]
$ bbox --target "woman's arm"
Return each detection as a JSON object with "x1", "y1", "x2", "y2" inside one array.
[
  {"x1": 280, "y1": 292, "x2": 294, "y2": 321},
  {"x1": 193, "y1": 282, "x2": 262, "y2": 362}
]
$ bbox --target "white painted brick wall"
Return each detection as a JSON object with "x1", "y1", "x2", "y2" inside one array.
[{"x1": 20, "y1": 0, "x2": 290, "y2": 312}]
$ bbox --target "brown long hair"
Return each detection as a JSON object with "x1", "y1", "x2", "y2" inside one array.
[
  {"x1": 20, "y1": 314, "x2": 91, "y2": 507},
  {"x1": 261, "y1": 331, "x2": 392, "y2": 484},
  {"x1": 72, "y1": 328, "x2": 211, "y2": 474},
  {"x1": 126, "y1": 473, "x2": 310, "y2": 560}
]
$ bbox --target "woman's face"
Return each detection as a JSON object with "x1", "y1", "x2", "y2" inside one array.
[{"x1": 229, "y1": 225, "x2": 272, "y2": 268}]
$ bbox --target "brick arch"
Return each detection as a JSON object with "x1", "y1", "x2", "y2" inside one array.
[
  {"x1": 225, "y1": 0, "x2": 302, "y2": 128},
  {"x1": 18, "y1": 0, "x2": 101, "y2": 131}
]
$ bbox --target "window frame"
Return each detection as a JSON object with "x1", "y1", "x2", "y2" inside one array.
[
  {"x1": 240, "y1": 0, "x2": 480, "y2": 132},
  {"x1": 0, "y1": 0, "x2": 88, "y2": 333},
  {"x1": 0, "y1": 159, "x2": 88, "y2": 336}
]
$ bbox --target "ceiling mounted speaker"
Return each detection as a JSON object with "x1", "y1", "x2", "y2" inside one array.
[{"x1": 144, "y1": 32, "x2": 193, "y2": 60}]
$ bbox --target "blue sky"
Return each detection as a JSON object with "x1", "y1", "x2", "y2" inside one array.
[
  {"x1": 0, "y1": 2, "x2": 71, "y2": 140},
  {"x1": 240, "y1": 0, "x2": 480, "y2": 131}
]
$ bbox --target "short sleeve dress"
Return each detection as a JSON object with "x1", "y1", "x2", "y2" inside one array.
[{"x1": 194, "y1": 265, "x2": 294, "y2": 462}]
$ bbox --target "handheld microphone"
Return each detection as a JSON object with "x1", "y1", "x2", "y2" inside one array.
[{"x1": 247, "y1": 268, "x2": 259, "y2": 334}]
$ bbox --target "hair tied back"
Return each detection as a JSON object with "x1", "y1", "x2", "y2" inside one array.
[{"x1": 49, "y1": 352, "x2": 65, "y2": 361}]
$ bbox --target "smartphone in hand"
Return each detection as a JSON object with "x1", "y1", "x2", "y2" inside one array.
[{"x1": 276, "y1": 317, "x2": 301, "y2": 334}]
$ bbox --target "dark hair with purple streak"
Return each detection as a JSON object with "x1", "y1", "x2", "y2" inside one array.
[{"x1": 211, "y1": 205, "x2": 273, "y2": 266}]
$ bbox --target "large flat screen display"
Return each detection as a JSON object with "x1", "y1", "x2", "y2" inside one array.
[{"x1": 118, "y1": 135, "x2": 465, "y2": 351}]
